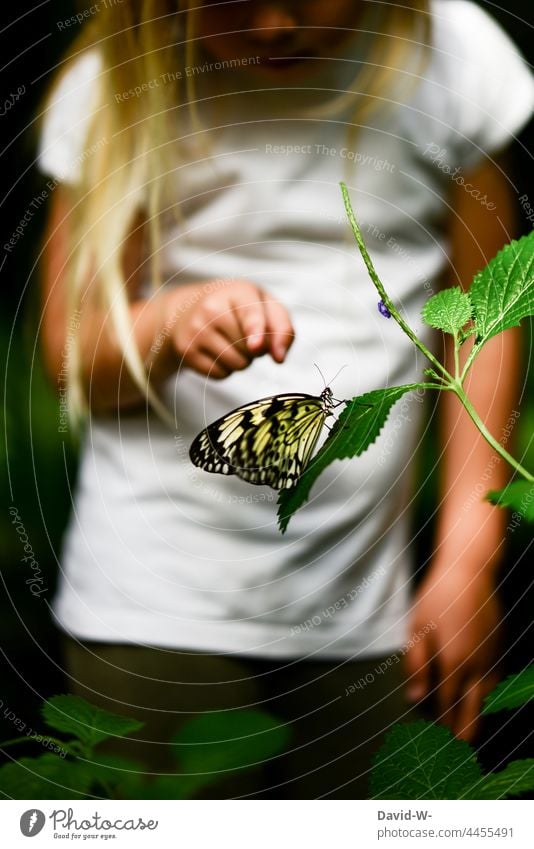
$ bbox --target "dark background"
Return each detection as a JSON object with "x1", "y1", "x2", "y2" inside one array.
[{"x1": 1, "y1": 0, "x2": 533, "y2": 784}]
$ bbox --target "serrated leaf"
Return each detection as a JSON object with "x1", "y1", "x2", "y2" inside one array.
[
  {"x1": 486, "y1": 481, "x2": 534, "y2": 523},
  {"x1": 278, "y1": 384, "x2": 425, "y2": 533},
  {"x1": 470, "y1": 232, "x2": 534, "y2": 347},
  {"x1": 42, "y1": 695, "x2": 144, "y2": 749},
  {"x1": 0, "y1": 754, "x2": 90, "y2": 800},
  {"x1": 168, "y1": 710, "x2": 290, "y2": 798},
  {"x1": 370, "y1": 720, "x2": 482, "y2": 799},
  {"x1": 482, "y1": 665, "x2": 534, "y2": 714},
  {"x1": 464, "y1": 760, "x2": 534, "y2": 799},
  {"x1": 422, "y1": 287, "x2": 472, "y2": 334}
]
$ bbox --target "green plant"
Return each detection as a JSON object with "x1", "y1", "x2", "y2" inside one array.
[
  {"x1": 370, "y1": 664, "x2": 534, "y2": 799},
  {"x1": 278, "y1": 183, "x2": 534, "y2": 532},
  {"x1": 0, "y1": 694, "x2": 290, "y2": 799}
]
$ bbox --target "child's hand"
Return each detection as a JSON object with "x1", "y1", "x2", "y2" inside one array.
[
  {"x1": 167, "y1": 279, "x2": 294, "y2": 379},
  {"x1": 403, "y1": 561, "x2": 501, "y2": 742}
]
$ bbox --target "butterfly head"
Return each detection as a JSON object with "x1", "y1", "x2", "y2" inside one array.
[{"x1": 320, "y1": 386, "x2": 335, "y2": 416}]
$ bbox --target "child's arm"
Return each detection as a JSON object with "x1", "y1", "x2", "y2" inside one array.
[
  {"x1": 404, "y1": 154, "x2": 521, "y2": 741},
  {"x1": 41, "y1": 189, "x2": 294, "y2": 411}
]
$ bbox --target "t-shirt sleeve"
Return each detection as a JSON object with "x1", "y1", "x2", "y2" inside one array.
[
  {"x1": 416, "y1": 0, "x2": 534, "y2": 170},
  {"x1": 37, "y1": 50, "x2": 102, "y2": 184}
]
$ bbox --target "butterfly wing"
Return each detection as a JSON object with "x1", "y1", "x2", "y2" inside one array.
[
  {"x1": 231, "y1": 396, "x2": 327, "y2": 489},
  {"x1": 189, "y1": 393, "x2": 327, "y2": 490},
  {"x1": 189, "y1": 397, "x2": 281, "y2": 476}
]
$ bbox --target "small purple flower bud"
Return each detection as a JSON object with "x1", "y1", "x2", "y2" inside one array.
[{"x1": 378, "y1": 300, "x2": 391, "y2": 319}]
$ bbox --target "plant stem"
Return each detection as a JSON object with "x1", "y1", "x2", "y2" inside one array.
[
  {"x1": 341, "y1": 183, "x2": 451, "y2": 380},
  {"x1": 460, "y1": 340, "x2": 482, "y2": 383},
  {"x1": 453, "y1": 332, "x2": 461, "y2": 381},
  {"x1": 453, "y1": 383, "x2": 534, "y2": 481},
  {"x1": 1, "y1": 735, "x2": 71, "y2": 752},
  {"x1": 340, "y1": 181, "x2": 534, "y2": 486}
]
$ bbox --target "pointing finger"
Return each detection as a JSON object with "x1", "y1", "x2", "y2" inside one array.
[{"x1": 262, "y1": 295, "x2": 295, "y2": 362}]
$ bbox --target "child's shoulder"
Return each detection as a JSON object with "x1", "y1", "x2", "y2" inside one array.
[
  {"x1": 413, "y1": 0, "x2": 534, "y2": 167},
  {"x1": 430, "y1": 0, "x2": 531, "y2": 73},
  {"x1": 38, "y1": 50, "x2": 102, "y2": 183}
]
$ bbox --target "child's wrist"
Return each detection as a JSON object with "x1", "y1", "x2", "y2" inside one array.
[
  {"x1": 429, "y1": 532, "x2": 504, "y2": 580},
  {"x1": 144, "y1": 283, "x2": 207, "y2": 382},
  {"x1": 142, "y1": 287, "x2": 186, "y2": 383}
]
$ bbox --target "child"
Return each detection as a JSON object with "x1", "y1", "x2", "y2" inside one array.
[{"x1": 39, "y1": 1, "x2": 533, "y2": 798}]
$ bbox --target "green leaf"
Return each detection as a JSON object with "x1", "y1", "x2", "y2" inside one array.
[
  {"x1": 80, "y1": 754, "x2": 146, "y2": 794},
  {"x1": 482, "y1": 665, "x2": 534, "y2": 714},
  {"x1": 278, "y1": 384, "x2": 426, "y2": 532},
  {"x1": 169, "y1": 710, "x2": 291, "y2": 799},
  {"x1": 0, "y1": 754, "x2": 90, "y2": 800},
  {"x1": 464, "y1": 760, "x2": 534, "y2": 799},
  {"x1": 486, "y1": 480, "x2": 534, "y2": 523},
  {"x1": 87, "y1": 753, "x2": 146, "y2": 776},
  {"x1": 422, "y1": 287, "x2": 472, "y2": 334},
  {"x1": 76, "y1": 754, "x2": 151, "y2": 799},
  {"x1": 370, "y1": 720, "x2": 482, "y2": 799},
  {"x1": 42, "y1": 695, "x2": 144, "y2": 749},
  {"x1": 470, "y1": 232, "x2": 534, "y2": 347}
]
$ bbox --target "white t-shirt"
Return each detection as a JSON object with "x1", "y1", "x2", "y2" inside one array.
[{"x1": 38, "y1": 1, "x2": 533, "y2": 658}]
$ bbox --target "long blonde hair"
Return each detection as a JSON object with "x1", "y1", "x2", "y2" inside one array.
[{"x1": 43, "y1": 0, "x2": 430, "y2": 426}]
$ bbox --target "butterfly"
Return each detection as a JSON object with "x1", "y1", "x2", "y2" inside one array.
[{"x1": 189, "y1": 387, "x2": 339, "y2": 490}]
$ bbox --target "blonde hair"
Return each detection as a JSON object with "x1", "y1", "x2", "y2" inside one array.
[{"x1": 44, "y1": 0, "x2": 430, "y2": 426}]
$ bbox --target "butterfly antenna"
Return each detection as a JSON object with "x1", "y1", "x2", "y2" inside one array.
[
  {"x1": 328, "y1": 364, "x2": 348, "y2": 386},
  {"x1": 314, "y1": 363, "x2": 348, "y2": 405},
  {"x1": 324, "y1": 364, "x2": 349, "y2": 406},
  {"x1": 313, "y1": 363, "x2": 328, "y2": 390}
]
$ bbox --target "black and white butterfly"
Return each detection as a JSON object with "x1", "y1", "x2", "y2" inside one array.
[{"x1": 189, "y1": 387, "x2": 340, "y2": 490}]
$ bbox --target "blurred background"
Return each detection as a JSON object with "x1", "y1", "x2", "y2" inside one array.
[{"x1": 1, "y1": 0, "x2": 533, "y2": 784}]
